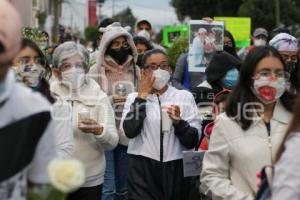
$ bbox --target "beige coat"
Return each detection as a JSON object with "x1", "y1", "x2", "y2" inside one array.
[
  {"x1": 88, "y1": 22, "x2": 139, "y2": 146},
  {"x1": 51, "y1": 78, "x2": 119, "y2": 186},
  {"x1": 200, "y1": 102, "x2": 292, "y2": 200}
]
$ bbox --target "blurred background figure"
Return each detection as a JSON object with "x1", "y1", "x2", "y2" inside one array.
[
  {"x1": 223, "y1": 30, "x2": 239, "y2": 59},
  {"x1": 134, "y1": 19, "x2": 165, "y2": 51},
  {"x1": 0, "y1": 2, "x2": 57, "y2": 199},
  {"x1": 269, "y1": 33, "x2": 300, "y2": 93},
  {"x1": 133, "y1": 36, "x2": 153, "y2": 67},
  {"x1": 273, "y1": 95, "x2": 300, "y2": 200},
  {"x1": 238, "y1": 27, "x2": 269, "y2": 61},
  {"x1": 193, "y1": 51, "x2": 240, "y2": 117}
]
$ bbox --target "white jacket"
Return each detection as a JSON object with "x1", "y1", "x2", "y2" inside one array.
[
  {"x1": 200, "y1": 102, "x2": 292, "y2": 200},
  {"x1": 273, "y1": 131, "x2": 300, "y2": 200},
  {"x1": 52, "y1": 96, "x2": 74, "y2": 159},
  {"x1": 51, "y1": 78, "x2": 119, "y2": 187},
  {"x1": 0, "y1": 71, "x2": 57, "y2": 200},
  {"x1": 120, "y1": 86, "x2": 202, "y2": 162}
]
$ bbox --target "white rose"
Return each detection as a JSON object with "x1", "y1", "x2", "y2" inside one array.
[{"x1": 47, "y1": 159, "x2": 85, "y2": 193}]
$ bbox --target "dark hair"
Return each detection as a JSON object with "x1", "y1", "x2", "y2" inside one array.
[
  {"x1": 215, "y1": 91, "x2": 230, "y2": 105},
  {"x1": 21, "y1": 38, "x2": 51, "y2": 79},
  {"x1": 133, "y1": 36, "x2": 153, "y2": 51},
  {"x1": 224, "y1": 30, "x2": 238, "y2": 58},
  {"x1": 98, "y1": 18, "x2": 115, "y2": 29},
  {"x1": 20, "y1": 38, "x2": 54, "y2": 103},
  {"x1": 270, "y1": 27, "x2": 290, "y2": 39},
  {"x1": 141, "y1": 49, "x2": 170, "y2": 68},
  {"x1": 276, "y1": 94, "x2": 300, "y2": 161},
  {"x1": 226, "y1": 46, "x2": 291, "y2": 130}
]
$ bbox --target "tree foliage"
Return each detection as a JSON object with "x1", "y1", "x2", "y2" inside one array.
[
  {"x1": 238, "y1": 0, "x2": 300, "y2": 30},
  {"x1": 113, "y1": 7, "x2": 137, "y2": 28},
  {"x1": 84, "y1": 26, "x2": 99, "y2": 42},
  {"x1": 170, "y1": 0, "x2": 242, "y2": 21},
  {"x1": 170, "y1": 0, "x2": 300, "y2": 31},
  {"x1": 166, "y1": 35, "x2": 189, "y2": 68}
]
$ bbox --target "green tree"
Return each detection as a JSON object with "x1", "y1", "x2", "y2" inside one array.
[
  {"x1": 84, "y1": 26, "x2": 99, "y2": 42},
  {"x1": 166, "y1": 35, "x2": 189, "y2": 68},
  {"x1": 238, "y1": 0, "x2": 300, "y2": 30},
  {"x1": 171, "y1": 0, "x2": 300, "y2": 31},
  {"x1": 113, "y1": 7, "x2": 137, "y2": 28},
  {"x1": 170, "y1": 0, "x2": 243, "y2": 21}
]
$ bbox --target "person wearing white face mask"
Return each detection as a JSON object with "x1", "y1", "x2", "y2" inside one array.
[
  {"x1": 120, "y1": 49, "x2": 201, "y2": 200},
  {"x1": 200, "y1": 46, "x2": 293, "y2": 200},
  {"x1": 238, "y1": 27, "x2": 269, "y2": 61},
  {"x1": 135, "y1": 19, "x2": 166, "y2": 52},
  {"x1": 51, "y1": 41, "x2": 119, "y2": 200}
]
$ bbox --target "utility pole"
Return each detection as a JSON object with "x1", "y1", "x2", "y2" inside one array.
[
  {"x1": 52, "y1": 0, "x2": 61, "y2": 44},
  {"x1": 275, "y1": 0, "x2": 280, "y2": 26}
]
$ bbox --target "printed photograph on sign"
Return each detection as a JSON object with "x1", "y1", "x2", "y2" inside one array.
[{"x1": 188, "y1": 20, "x2": 224, "y2": 72}]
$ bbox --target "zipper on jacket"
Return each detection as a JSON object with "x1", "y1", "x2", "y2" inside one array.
[
  {"x1": 157, "y1": 94, "x2": 164, "y2": 162},
  {"x1": 265, "y1": 122, "x2": 273, "y2": 164}
]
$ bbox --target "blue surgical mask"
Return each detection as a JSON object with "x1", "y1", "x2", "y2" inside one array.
[
  {"x1": 0, "y1": 80, "x2": 5, "y2": 95},
  {"x1": 0, "y1": 78, "x2": 7, "y2": 104},
  {"x1": 222, "y1": 68, "x2": 239, "y2": 89}
]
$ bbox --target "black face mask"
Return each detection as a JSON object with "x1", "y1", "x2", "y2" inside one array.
[
  {"x1": 106, "y1": 47, "x2": 130, "y2": 65},
  {"x1": 136, "y1": 54, "x2": 144, "y2": 67},
  {"x1": 285, "y1": 61, "x2": 297, "y2": 73},
  {"x1": 0, "y1": 41, "x2": 5, "y2": 53},
  {"x1": 224, "y1": 45, "x2": 235, "y2": 55}
]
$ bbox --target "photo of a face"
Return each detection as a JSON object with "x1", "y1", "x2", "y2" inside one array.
[{"x1": 188, "y1": 20, "x2": 224, "y2": 72}]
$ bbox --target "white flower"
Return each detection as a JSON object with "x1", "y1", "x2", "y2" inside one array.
[{"x1": 47, "y1": 159, "x2": 85, "y2": 193}]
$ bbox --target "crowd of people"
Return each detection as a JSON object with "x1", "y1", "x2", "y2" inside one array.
[{"x1": 2, "y1": 1, "x2": 300, "y2": 200}]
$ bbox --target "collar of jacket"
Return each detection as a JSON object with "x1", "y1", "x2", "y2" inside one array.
[
  {"x1": 51, "y1": 78, "x2": 107, "y2": 106},
  {"x1": 146, "y1": 85, "x2": 174, "y2": 102},
  {"x1": 252, "y1": 101, "x2": 292, "y2": 126}
]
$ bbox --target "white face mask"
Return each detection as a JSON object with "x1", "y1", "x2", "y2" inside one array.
[
  {"x1": 137, "y1": 29, "x2": 151, "y2": 41},
  {"x1": 12, "y1": 64, "x2": 45, "y2": 88},
  {"x1": 252, "y1": 77, "x2": 287, "y2": 104},
  {"x1": 61, "y1": 67, "x2": 85, "y2": 90},
  {"x1": 254, "y1": 39, "x2": 267, "y2": 47},
  {"x1": 152, "y1": 69, "x2": 170, "y2": 90}
]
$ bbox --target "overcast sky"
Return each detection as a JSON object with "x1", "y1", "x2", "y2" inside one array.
[{"x1": 101, "y1": 0, "x2": 179, "y2": 28}]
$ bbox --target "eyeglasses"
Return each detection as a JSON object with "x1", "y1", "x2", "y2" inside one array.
[
  {"x1": 110, "y1": 41, "x2": 130, "y2": 50},
  {"x1": 18, "y1": 56, "x2": 45, "y2": 66},
  {"x1": 253, "y1": 69, "x2": 290, "y2": 80},
  {"x1": 144, "y1": 62, "x2": 169, "y2": 70}
]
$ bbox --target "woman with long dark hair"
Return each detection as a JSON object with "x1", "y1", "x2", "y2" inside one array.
[
  {"x1": 11, "y1": 38, "x2": 74, "y2": 159},
  {"x1": 200, "y1": 46, "x2": 293, "y2": 199},
  {"x1": 224, "y1": 30, "x2": 239, "y2": 59},
  {"x1": 272, "y1": 95, "x2": 300, "y2": 199}
]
